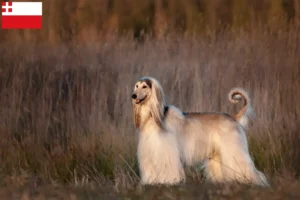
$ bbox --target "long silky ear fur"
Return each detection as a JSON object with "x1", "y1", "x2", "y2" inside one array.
[
  {"x1": 134, "y1": 104, "x2": 141, "y2": 128},
  {"x1": 149, "y1": 79, "x2": 166, "y2": 130}
]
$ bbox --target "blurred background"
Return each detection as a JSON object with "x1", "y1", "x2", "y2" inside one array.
[{"x1": 1, "y1": 0, "x2": 299, "y2": 43}]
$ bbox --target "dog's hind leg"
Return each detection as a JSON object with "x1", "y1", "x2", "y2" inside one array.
[
  {"x1": 218, "y1": 128, "x2": 269, "y2": 186},
  {"x1": 203, "y1": 154, "x2": 224, "y2": 183},
  {"x1": 202, "y1": 133, "x2": 224, "y2": 183}
]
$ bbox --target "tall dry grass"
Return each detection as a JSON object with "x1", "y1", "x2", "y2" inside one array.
[
  {"x1": 0, "y1": 25, "x2": 299, "y2": 191},
  {"x1": 1, "y1": 0, "x2": 299, "y2": 42}
]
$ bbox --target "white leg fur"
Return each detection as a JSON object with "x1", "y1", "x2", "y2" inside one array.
[
  {"x1": 202, "y1": 132, "x2": 224, "y2": 182},
  {"x1": 203, "y1": 155, "x2": 224, "y2": 182},
  {"x1": 217, "y1": 127, "x2": 269, "y2": 186},
  {"x1": 137, "y1": 121, "x2": 185, "y2": 185}
]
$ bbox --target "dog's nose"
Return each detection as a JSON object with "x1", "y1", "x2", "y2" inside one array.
[{"x1": 131, "y1": 94, "x2": 137, "y2": 99}]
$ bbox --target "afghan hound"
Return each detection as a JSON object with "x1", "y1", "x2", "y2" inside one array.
[{"x1": 131, "y1": 76, "x2": 269, "y2": 186}]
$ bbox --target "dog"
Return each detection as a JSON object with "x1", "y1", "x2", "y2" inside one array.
[{"x1": 132, "y1": 76, "x2": 269, "y2": 186}]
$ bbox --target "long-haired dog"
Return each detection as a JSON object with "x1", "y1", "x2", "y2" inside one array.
[{"x1": 132, "y1": 76, "x2": 269, "y2": 186}]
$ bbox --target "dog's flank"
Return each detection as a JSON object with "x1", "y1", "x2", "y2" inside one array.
[{"x1": 132, "y1": 77, "x2": 269, "y2": 186}]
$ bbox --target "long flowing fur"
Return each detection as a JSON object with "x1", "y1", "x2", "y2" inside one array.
[
  {"x1": 132, "y1": 77, "x2": 269, "y2": 186},
  {"x1": 133, "y1": 77, "x2": 185, "y2": 185},
  {"x1": 149, "y1": 78, "x2": 167, "y2": 130}
]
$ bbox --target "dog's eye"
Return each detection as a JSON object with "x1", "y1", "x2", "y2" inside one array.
[
  {"x1": 142, "y1": 86, "x2": 147, "y2": 89},
  {"x1": 136, "y1": 85, "x2": 138, "y2": 88}
]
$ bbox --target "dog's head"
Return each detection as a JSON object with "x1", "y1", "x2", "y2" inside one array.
[
  {"x1": 132, "y1": 77, "x2": 167, "y2": 129},
  {"x1": 131, "y1": 78, "x2": 153, "y2": 105}
]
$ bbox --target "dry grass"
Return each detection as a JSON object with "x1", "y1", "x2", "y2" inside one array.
[
  {"x1": 0, "y1": 180, "x2": 300, "y2": 199},
  {"x1": 1, "y1": 0, "x2": 299, "y2": 42},
  {"x1": 0, "y1": 25, "x2": 299, "y2": 198}
]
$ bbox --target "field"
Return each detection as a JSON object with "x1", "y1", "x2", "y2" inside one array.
[{"x1": 1, "y1": 2, "x2": 300, "y2": 197}]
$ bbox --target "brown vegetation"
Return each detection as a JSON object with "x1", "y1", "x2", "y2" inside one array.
[
  {"x1": 1, "y1": 0, "x2": 300, "y2": 42},
  {"x1": 1, "y1": 25, "x2": 300, "y2": 186}
]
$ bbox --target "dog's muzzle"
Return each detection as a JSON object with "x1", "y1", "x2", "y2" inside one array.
[{"x1": 132, "y1": 94, "x2": 147, "y2": 104}]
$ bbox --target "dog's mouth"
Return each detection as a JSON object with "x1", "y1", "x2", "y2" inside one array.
[{"x1": 135, "y1": 96, "x2": 147, "y2": 104}]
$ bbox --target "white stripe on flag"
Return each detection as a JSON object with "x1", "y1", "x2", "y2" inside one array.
[{"x1": 2, "y1": 2, "x2": 42, "y2": 16}]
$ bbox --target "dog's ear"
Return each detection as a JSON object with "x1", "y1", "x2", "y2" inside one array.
[
  {"x1": 134, "y1": 105, "x2": 141, "y2": 128},
  {"x1": 149, "y1": 79, "x2": 166, "y2": 129}
]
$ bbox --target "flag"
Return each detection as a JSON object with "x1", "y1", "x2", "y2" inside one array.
[{"x1": 2, "y1": 2, "x2": 42, "y2": 29}]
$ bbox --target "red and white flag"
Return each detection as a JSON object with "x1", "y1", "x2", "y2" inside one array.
[{"x1": 2, "y1": 2, "x2": 42, "y2": 29}]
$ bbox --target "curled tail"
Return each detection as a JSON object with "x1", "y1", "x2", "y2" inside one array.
[{"x1": 228, "y1": 88, "x2": 255, "y2": 129}]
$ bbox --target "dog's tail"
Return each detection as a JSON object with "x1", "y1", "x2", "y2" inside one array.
[{"x1": 228, "y1": 88, "x2": 255, "y2": 129}]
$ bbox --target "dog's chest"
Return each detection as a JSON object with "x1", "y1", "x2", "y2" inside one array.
[{"x1": 138, "y1": 128, "x2": 179, "y2": 166}]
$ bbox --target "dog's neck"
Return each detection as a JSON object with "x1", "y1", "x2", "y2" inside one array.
[{"x1": 134, "y1": 105, "x2": 169, "y2": 130}]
